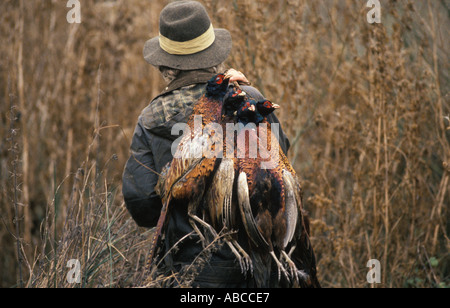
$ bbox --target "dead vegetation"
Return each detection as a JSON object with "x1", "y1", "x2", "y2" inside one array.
[{"x1": 0, "y1": 0, "x2": 448, "y2": 288}]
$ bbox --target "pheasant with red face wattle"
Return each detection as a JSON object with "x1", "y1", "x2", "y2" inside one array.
[
  {"x1": 256, "y1": 100, "x2": 280, "y2": 120},
  {"x1": 206, "y1": 73, "x2": 229, "y2": 98},
  {"x1": 237, "y1": 99, "x2": 257, "y2": 125},
  {"x1": 236, "y1": 99, "x2": 280, "y2": 125},
  {"x1": 233, "y1": 94, "x2": 319, "y2": 287},
  {"x1": 223, "y1": 83, "x2": 246, "y2": 118}
]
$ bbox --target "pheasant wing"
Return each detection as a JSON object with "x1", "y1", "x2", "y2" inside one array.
[{"x1": 205, "y1": 158, "x2": 235, "y2": 229}]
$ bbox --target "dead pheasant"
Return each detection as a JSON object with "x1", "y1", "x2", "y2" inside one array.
[
  {"x1": 230, "y1": 89, "x2": 318, "y2": 286},
  {"x1": 147, "y1": 73, "x2": 320, "y2": 287},
  {"x1": 147, "y1": 74, "x2": 228, "y2": 270},
  {"x1": 148, "y1": 74, "x2": 252, "y2": 273}
]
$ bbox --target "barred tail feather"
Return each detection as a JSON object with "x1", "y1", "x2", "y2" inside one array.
[{"x1": 147, "y1": 196, "x2": 171, "y2": 271}]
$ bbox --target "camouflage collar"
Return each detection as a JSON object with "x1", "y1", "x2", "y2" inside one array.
[{"x1": 157, "y1": 68, "x2": 217, "y2": 98}]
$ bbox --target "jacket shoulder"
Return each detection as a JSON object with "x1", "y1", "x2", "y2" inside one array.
[
  {"x1": 241, "y1": 85, "x2": 266, "y2": 101},
  {"x1": 140, "y1": 84, "x2": 206, "y2": 131}
]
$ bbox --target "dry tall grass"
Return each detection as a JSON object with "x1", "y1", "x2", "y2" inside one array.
[{"x1": 0, "y1": 0, "x2": 448, "y2": 288}]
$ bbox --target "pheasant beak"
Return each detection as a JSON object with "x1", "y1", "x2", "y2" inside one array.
[{"x1": 272, "y1": 104, "x2": 281, "y2": 109}]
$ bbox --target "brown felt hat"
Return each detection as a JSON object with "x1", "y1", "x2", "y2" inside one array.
[{"x1": 143, "y1": 1, "x2": 232, "y2": 70}]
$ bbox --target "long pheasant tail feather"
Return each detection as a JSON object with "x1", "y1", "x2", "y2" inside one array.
[
  {"x1": 218, "y1": 159, "x2": 235, "y2": 229},
  {"x1": 146, "y1": 196, "x2": 171, "y2": 272},
  {"x1": 237, "y1": 172, "x2": 270, "y2": 250},
  {"x1": 282, "y1": 170, "x2": 299, "y2": 248}
]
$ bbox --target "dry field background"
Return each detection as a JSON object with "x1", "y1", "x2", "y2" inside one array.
[{"x1": 0, "y1": 0, "x2": 448, "y2": 288}]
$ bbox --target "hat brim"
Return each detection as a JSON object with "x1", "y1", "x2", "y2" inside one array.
[{"x1": 143, "y1": 28, "x2": 232, "y2": 70}]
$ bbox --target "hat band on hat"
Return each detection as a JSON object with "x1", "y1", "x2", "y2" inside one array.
[{"x1": 159, "y1": 23, "x2": 216, "y2": 56}]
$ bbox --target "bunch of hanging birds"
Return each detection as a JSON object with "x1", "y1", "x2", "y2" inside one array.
[{"x1": 148, "y1": 73, "x2": 320, "y2": 288}]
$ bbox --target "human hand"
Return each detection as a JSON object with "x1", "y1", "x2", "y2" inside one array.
[{"x1": 225, "y1": 68, "x2": 251, "y2": 85}]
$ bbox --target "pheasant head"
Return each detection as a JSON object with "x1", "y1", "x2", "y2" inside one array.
[
  {"x1": 223, "y1": 84, "x2": 246, "y2": 117},
  {"x1": 256, "y1": 100, "x2": 280, "y2": 118},
  {"x1": 206, "y1": 73, "x2": 229, "y2": 99},
  {"x1": 237, "y1": 99, "x2": 257, "y2": 125}
]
